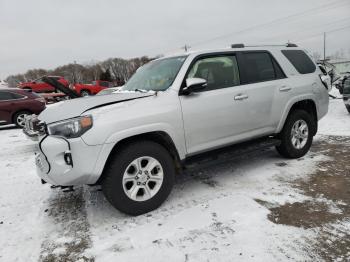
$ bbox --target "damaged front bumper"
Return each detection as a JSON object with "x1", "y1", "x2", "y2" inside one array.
[
  {"x1": 24, "y1": 115, "x2": 103, "y2": 186},
  {"x1": 35, "y1": 135, "x2": 103, "y2": 186}
]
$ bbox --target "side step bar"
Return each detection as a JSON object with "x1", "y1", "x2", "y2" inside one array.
[{"x1": 183, "y1": 137, "x2": 281, "y2": 170}]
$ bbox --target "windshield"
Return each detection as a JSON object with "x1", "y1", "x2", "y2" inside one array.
[{"x1": 122, "y1": 56, "x2": 187, "y2": 92}]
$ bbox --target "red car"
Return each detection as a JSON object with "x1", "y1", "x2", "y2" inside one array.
[
  {"x1": 73, "y1": 80, "x2": 111, "y2": 96},
  {"x1": 0, "y1": 88, "x2": 46, "y2": 127},
  {"x1": 18, "y1": 76, "x2": 69, "y2": 93}
]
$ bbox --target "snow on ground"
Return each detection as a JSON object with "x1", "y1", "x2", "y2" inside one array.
[
  {"x1": 318, "y1": 98, "x2": 350, "y2": 136},
  {"x1": 0, "y1": 97, "x2": 349, "y2": 261}
]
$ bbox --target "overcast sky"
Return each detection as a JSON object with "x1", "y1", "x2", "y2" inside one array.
[{"x1": 1, "y1": 0, "x2": 350, "y2": 79}]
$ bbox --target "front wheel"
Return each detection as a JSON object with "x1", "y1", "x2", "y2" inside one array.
[
  {"x1": 102, "y1": 141, "x2": 175, "y2": 216},
  {"x1": 275, "y1": 110, "x2": 315, "y2": 159}
]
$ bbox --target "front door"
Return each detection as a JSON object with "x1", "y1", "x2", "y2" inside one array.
[{"x1": 179, "y1": 52, "x2": 279, "y2": 155}]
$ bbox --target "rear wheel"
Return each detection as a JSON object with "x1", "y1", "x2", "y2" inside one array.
[
  {"x1": 13, "y1": 111, "x2": 31, "y2": 128},
  {"x1": 80, "y1": 90, "x2": 90, "y2": 97},
  {"x1": 275, "y1": 110, "x2": 315, "y2": 159},
  {"x1": 102, "y1": 141, "x2": 175, "y2": 216}
]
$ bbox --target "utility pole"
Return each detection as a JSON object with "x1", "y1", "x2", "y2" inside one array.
[
  {"x1": 182, "y1": 44, "x2": 190, "y2": 52},
  {"x1": 323, "y1": 32, "x2": 326, "y2": 62}
]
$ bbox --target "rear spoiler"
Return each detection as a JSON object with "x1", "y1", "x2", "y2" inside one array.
[{"x1": 42, "y1": 76, "x2": 81, "y2": 99}]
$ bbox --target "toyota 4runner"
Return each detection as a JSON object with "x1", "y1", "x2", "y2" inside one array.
[{"x1": 24, "y1": 44, "x2": 329, "y2": 215}]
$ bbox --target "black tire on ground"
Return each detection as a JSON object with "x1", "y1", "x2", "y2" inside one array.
[
  {"x1": 102, "y1": 141, "x2": 175, "y2": 216},
  {"x1": 275, "y1": 109, "x2": 315, "y2": 159},
  {"x1": 13, "y1": 110, "x2": 31, "y2": 128},
  {"x1": 80, "y1": 90, "x2": 90, "y2": 97}
]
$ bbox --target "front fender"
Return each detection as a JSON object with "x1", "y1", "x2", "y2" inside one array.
[{"x1": 89, "y1": 123, "x2": 186, "y2": 182}]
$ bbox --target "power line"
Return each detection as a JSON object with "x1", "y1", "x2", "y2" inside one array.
[
  {"x1": 295, "y1": 24, "x2": 350, "y2": 42},
  {"x1": 186, "y1": 0, "x2": 350, "y2": 48},
  {"x1": 261, "y1": 17, "x2": 350, "y2": 42}
]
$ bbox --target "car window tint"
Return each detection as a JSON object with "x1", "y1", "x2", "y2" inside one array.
[
  {"x1": 187, "y1": 55, "x2": 240, "y2": 91},
  {"x1": 0, "y1": 91, "x2": 14, "y2": 100},
  {"x1": 344, "y1": 78, "x2": 350, "y2": 94},
  {"x1": 281, "y1": 50, "x2": 316, "y2": 74},
  {"x1": 0, "y1": 91, "x2": 25, "y2": 100},
  {"x1": 100, "y1": 82, "x2": 109, "y2": 87},
  {"x1": 240, "y1": 52, "x2": 276, "y2": 83},
  {"x1": 272, "y1": 58, "x2": 286, "y2": 79},
  {"x1": 10, "y1": 92, "x2": 25, "y2": 99}
]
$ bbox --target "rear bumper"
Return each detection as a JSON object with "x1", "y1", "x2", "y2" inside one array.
[{"x1": 35, "y1": 136, "x2": 103, "y2": 186}]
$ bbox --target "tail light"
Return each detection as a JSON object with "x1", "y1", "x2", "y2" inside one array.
[{"x1": 319, "y1": 74, "x2": 329, "y2": 90}]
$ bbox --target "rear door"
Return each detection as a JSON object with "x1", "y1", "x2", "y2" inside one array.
[{"x1": 236, "y1": 51, "x2": 287, "y2": 131}]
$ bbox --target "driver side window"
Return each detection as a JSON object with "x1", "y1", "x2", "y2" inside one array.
[{"x1": 187, "y1": 55, "x2": 240, "y2": 91}]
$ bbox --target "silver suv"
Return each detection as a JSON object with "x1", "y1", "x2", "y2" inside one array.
[{"x1": 24, "y1": 44, "x2": 329, "y2": 215}]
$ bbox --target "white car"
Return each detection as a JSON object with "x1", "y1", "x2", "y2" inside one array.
[{"x1": 24, "y1": 44, "x2": 329, "y2": 215}]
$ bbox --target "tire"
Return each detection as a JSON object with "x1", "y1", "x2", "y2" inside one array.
[
  {"x1": 13, "y1": 111, "x2": 31, "y2": 128},
  {"x1": 80, "y1": 90, "x2": 90, "y2": 97},
  {"x1": 275, "y1": 110, "x2": 315, "y2": 159},
  {"x1": 102, "y1": 141, "x2": 175, "y2": 216}
]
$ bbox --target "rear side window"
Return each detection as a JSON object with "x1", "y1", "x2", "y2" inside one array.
[
  {"x1": 0, "y1": 91, "x2": 25, "y2": 100},
  {"x1": 238, "y1": 52, "x2": 285, "y2": 84},
  {"x1": 0, "y1": 91, "x2": 14, "y2": 100},
  {"x1": 344, "y1": 78, "x2": 350, "y2": 94},
  {"x1": 281, "y1": 50, "x2": 316, "y2": 74}
]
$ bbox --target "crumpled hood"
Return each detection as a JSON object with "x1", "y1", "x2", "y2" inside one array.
[{"x1": 38, "y1": 92, "x2": 154, "y2": 124}]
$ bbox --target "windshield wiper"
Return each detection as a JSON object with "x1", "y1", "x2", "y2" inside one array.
[{"x1": 134, "y1": 88, "x2": 148, "y2": 93}]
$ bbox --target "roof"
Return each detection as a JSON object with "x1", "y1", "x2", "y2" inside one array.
[{"x1": 163, "y1": 44, "x2": 302, "y2": 58}]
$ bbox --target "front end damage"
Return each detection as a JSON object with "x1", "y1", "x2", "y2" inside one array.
[{"x1": 24, "y1": 115, "x2": 103, "y2": 186}]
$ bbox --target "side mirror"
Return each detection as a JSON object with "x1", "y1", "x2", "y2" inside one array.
[{"x1": 182, "y1": 78, "x2": 207, "y2": 95}]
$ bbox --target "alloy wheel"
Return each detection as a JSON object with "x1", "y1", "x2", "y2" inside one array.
[{"x1": 122, "y1": 156, "x2": 164, "y2": 202}]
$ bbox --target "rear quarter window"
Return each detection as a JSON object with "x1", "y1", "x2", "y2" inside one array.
[
  {"x1": 281, "y1": 50, "x2": 316, "y2": 74},
  {"x1": 344, "y1": 78, "x2": 350, "y2": 94}
]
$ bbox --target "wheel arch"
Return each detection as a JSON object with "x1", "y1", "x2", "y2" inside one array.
[
  {"x1": 94, "y1": 131, "x2": 183, "y2": 185},
  {"x1": 277, "y1": 98, "x2": 318, "y2": 136}
]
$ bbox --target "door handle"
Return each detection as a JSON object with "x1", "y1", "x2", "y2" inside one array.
[
  {"x1": 234, "y1": 94, "x2": 248, "y2": 100},
  {"x1": 279, "y1": 86, "x2": 291, "y2": 92}
]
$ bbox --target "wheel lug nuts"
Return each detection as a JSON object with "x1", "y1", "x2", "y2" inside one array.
[
  {"x1": 137, "y1": 182, "x2": 140, "y2": 185},
  {"x1": 135, "y1": 176, "x2": 139, "y2": 180},
  {"x1": 143, "y1": 182, "x2": 146, "y2": 185}
]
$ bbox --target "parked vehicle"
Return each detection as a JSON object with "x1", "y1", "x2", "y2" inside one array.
[
  {"x1": 24, "y1": 44, "x2": 329, "y2": 215},
  {"x1": 73, "y1": 80, "x2": 112, "y2": 96},
  {"x1": 343, "y1": 76, "x2": 350, "y2": 113},
  {"x1": 97, "y1": 86, "x2": 122, "y2": 96},
  {"x1": 0, "y1": 88, "x2": 46, "y2": 127},
  {"x1": 18, "y1": 76, "x2": 69, "y2": 93}
]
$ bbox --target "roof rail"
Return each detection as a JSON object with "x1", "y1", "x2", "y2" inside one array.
[
  {"x1": 231, "y1": 43, "x2": 244, "y2": 48},
  {"x1": 231, "y1": 43, "x2": 298, "y2": 48}
]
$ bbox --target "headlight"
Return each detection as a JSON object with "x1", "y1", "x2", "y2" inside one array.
[{"x1": 47, "y1": 115, "x2": 93, "y2": 138}]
